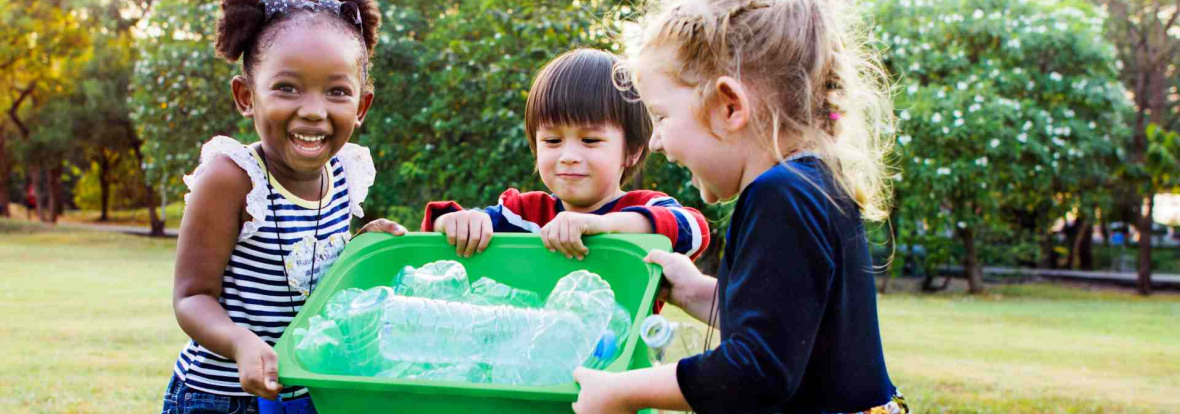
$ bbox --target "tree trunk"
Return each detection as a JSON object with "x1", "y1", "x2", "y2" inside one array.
[
  {"x1": 1136, "y1": 196, "x2": 1153, "y2": 295},
  {"x1": 0, "y1": 134, "x2": 9, "y2": 218},
  {"x1": 30, "y1": 165, "x2": 48, "y2": 222},
  {"x1": 1038, "y1": 230, "x2": 1056, "y2": 269},
  {"x1": 1079, "y1": 208, "x2": 1094, "y2": 270},
  {"x1": 148, "y1": 186, "x2": 165, "y2": 236},
  {"x1": 47, "y1": 164, "x2": 61, "y2": 223},
  {"x1": 127, "y1": 127, "x2": 166, "y2": 237},
  {"x1": 98, "y1": 153, "x2": 111, "y2": 222},
  {"x1": 959, "y1": 226, "x2": 984, "y2": 294},
  {"x1": 1067, "y1": 212, "x2": 1089, "y2": 270}
]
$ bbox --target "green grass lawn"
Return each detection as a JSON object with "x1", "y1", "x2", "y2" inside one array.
[
  {"x1": 2, "y1": 219, "x2": 1178, "y2": 413},
  {"x1": 6, "y1": 202, "x2": 185, "y2": 229}
]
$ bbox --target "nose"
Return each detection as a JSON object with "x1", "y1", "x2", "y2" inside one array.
[
  {"x1": 559, "y1": 143, "x2": 582, "y2": 165},
  {"x1": 297, "y1": 94, "x2": 327, "y2": 122},
  {"x1": 649, "y1": 130, "x2": 664, "y2": 154}
]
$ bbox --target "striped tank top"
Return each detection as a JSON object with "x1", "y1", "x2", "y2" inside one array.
[{"x1": 173, "y1": 136, "x2": 375, "y2": 397}]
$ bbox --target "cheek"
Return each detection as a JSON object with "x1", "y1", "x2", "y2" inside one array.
[{"x1": 535, "y1": 148, "x2": 558, "y2": 174}]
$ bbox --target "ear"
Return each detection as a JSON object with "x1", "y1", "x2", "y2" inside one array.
[
  {"x1": 709, "y1": 76, "x2": 751, "y2": 134},
  {"x1": 230, "y1": 75, "x2": 255, "y2": 118},
  {"x1": 624, "y1": 146, "x2": 644, "y2": 168},
  {"x1": 354, "y1": 90, "x2": 375, "y2": 127}
]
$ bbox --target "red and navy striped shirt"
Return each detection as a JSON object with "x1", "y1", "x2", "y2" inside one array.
[{"x1": 421, "y1": 189, "x2": 710, "y2": 261}]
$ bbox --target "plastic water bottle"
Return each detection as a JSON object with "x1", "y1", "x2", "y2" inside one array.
[
  {"x1": 584, "y1": 302, "x2": 632, "y2": 369},
  {"x1": 291, "y1": 315, "x2": 345, "y2": 374},
  {"x1": 376, "y1": 270, "x2": 617, "y2": 385},
  {"x1": 377, "y1": 296, "x2": 602, "y2": 385},
  {"x1": 640, "y1": 315, "x2": 704, "y2": 366},
  {"x1": 468, "y1": 277, "x2": 542, "y2": 308},
  {"x1": 392, "y1": 260, "x2": 471, "y2": 301},
  {"x1": 340, "y1": 286, "x2": 393, "y2": 375}
]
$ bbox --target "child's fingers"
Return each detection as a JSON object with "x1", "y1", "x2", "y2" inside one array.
[
  {"x1": 263, "y1": 351, "x2": 280, "y2": 393},
  {"x1": 644, "y1": 249, "x2": 674, "y2": 265},
  {"x1": 445, "y1": 217, "x2": 458, "y2": 246},
  {"x1": 558, "y1": 221, "x2": 573, "y2": 259},
  {"x1": 462, "y1": 220, "x2": 481, "y2": 257},
  {"x1": 455, "y1": 217, "x2": 471, "y2": 257},
  {"x1": 382, "y1": 220, "x2": 406, "y2": 235},
  {"x1": 540, "y1": 223, "x2": 551, "y2": 252},
  {"x1": 570, "y1": 227, "x2": 588, "y2": 260},
  {"x1": 477, "y1": 218, "x2": 493, "y2": 253},
  {"x1": 571, "y1": 366, "x2": 590, "y2": 383}
]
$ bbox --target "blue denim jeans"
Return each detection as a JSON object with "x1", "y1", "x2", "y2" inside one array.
[{"x1": 161, "y1": 374, "x2": 257, "y2": 414}]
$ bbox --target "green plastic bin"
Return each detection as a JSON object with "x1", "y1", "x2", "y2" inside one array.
[{"x1": 274, "y1": 232, "x2": 670, "y2": 413}]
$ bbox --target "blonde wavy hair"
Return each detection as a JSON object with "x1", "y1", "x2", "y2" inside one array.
[{"x1": 623, "y1": 0, "x2": 895, "y2": 221}]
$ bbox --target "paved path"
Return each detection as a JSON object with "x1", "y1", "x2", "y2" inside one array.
[
  {"x1": 55, "y1": 222, "x2": 179, "y2": 238},
  {"x1": 940, "y1": 265, "x2": 1180, "y2": 286}
]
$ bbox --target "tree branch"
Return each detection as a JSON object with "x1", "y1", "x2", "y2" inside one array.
[{"x1": 7, "y1": 82, "x2": 36, "y2": 139}]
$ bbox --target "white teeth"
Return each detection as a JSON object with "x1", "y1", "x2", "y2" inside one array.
[{"x1": 292, "y1": 133, "x2": 326, "y2": 142}]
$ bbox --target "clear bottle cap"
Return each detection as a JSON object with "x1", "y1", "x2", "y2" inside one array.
[{"x1": 640, "y1": 314, "x2": 673, "y2": 349}]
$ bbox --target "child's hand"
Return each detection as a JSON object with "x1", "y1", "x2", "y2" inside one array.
[
  {"x1": 645, "y1": 250, "x2": 711, "y2": 310},
  {"x1": 541, "y1": 212, "x2": 608, "y2": 260},
  {"x1": 435, "y1": 210, "x2": 494, "y2": 258},
  {"x1": 356, "y1": 218, "x2": 408, "y2": 236},
  {"x1": 233, "y1": 334, "x2": 282, "y2": 400},
  {"x1": 572, "y1": 367, "x2": 635, "y2": 414}
]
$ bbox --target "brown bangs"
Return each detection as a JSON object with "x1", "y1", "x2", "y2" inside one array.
[{"x1": 524, "y1": 48, "x2": 653, "y2": 184}]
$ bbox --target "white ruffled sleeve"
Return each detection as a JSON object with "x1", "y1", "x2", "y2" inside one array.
[
  {"x1": 334, "y1": 143, "x2": 375, "y2": 218},
  {"x1": 182, "y1": 136, "x2": 270, "y2": 242}
]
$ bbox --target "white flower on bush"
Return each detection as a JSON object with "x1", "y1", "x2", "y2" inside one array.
[
  {"x1": 932, "y1": 113, "x2": 943, "y2": 123},
  {"x1": 942, "y1": 127, "x2": 951, "y2": 134},
  {"x1": 907, "y1": 84, "x2": 919, "y2": 95},
  {"x1": 973, "y1": 9, "x2": 984, "y2": 19},
  {"x1": 990, "y1": 138, "x2": 1001, "y2": 148},
  {"x1": 975, "y1": 157, "x2": 988, "y2": 166},
  {"x1": 957, "y1": 81, "x2": 968, "y2": 90},
  {"x1": 1017, "y1": 133, "x2": 1028, "y2": 143},
  {"x1": 954, "y1": 118, "x2": 965, "y2": 127},
  {"x1": 900, "y1": 110, "x2": 911, "y2": 120},
  {"x1": 899, "y1": 135, "x2": 912, "y2": 145},
  {"x1": 1050, "y1": 72, "x2": 1063, "y2": 81},
  {"x1": 938, "y1": 167, "x2": 952, "y2": 175},
  {"x1": 969, "y1": 103, "x2": 981, "y2": 113},
  {"x1": 1023, "y1": 120, "x2": 1033, "y2": 131}
]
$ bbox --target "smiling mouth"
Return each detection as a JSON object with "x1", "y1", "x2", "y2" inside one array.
[{"x1": 290, "y1": 132, "x2": 328, "y2": 155}]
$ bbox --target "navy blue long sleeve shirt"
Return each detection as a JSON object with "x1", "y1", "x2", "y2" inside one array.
[{"x1": 676, "y1": 158, "x2": 895, "y2": 413}]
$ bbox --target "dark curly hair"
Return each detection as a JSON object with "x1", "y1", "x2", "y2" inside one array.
[{"x1": 214, "y1": 0, "x2": 382, "y2": 91}]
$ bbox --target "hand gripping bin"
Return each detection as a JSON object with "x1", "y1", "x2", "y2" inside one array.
[{"x1": 274, "y1": 233, "x2": 671, "y2": 413}]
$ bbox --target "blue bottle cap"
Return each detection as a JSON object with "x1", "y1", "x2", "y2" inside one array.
[{"x1": 592, "y1": 331, "x2": 618, "y2": 362}]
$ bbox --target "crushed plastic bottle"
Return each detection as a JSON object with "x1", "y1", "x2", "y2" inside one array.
[
  {"x1": 584, "y1": 302, "x2": 632, "y2": 369},
  {"x1": 297, "y1": 263, "x2": 634, "y2": 386},
  {"x1": 378, "y1": 295, "x2": 605, "y2": 385},
  {"x1": 468, "y1": 277, "x2": 542, "y2": 308},
  {"x1": 338, "y1": 286, "x2": 394, "y2": 375},
  {"x1": 640, "y1": 314, "x2": 704, "y2": 366},
  {"x1": 392, "y1": 260, "x2": 470, "y2": 301},
  {"x1": 291, "y1": 315, "x2": 345, "y2": 374}
]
